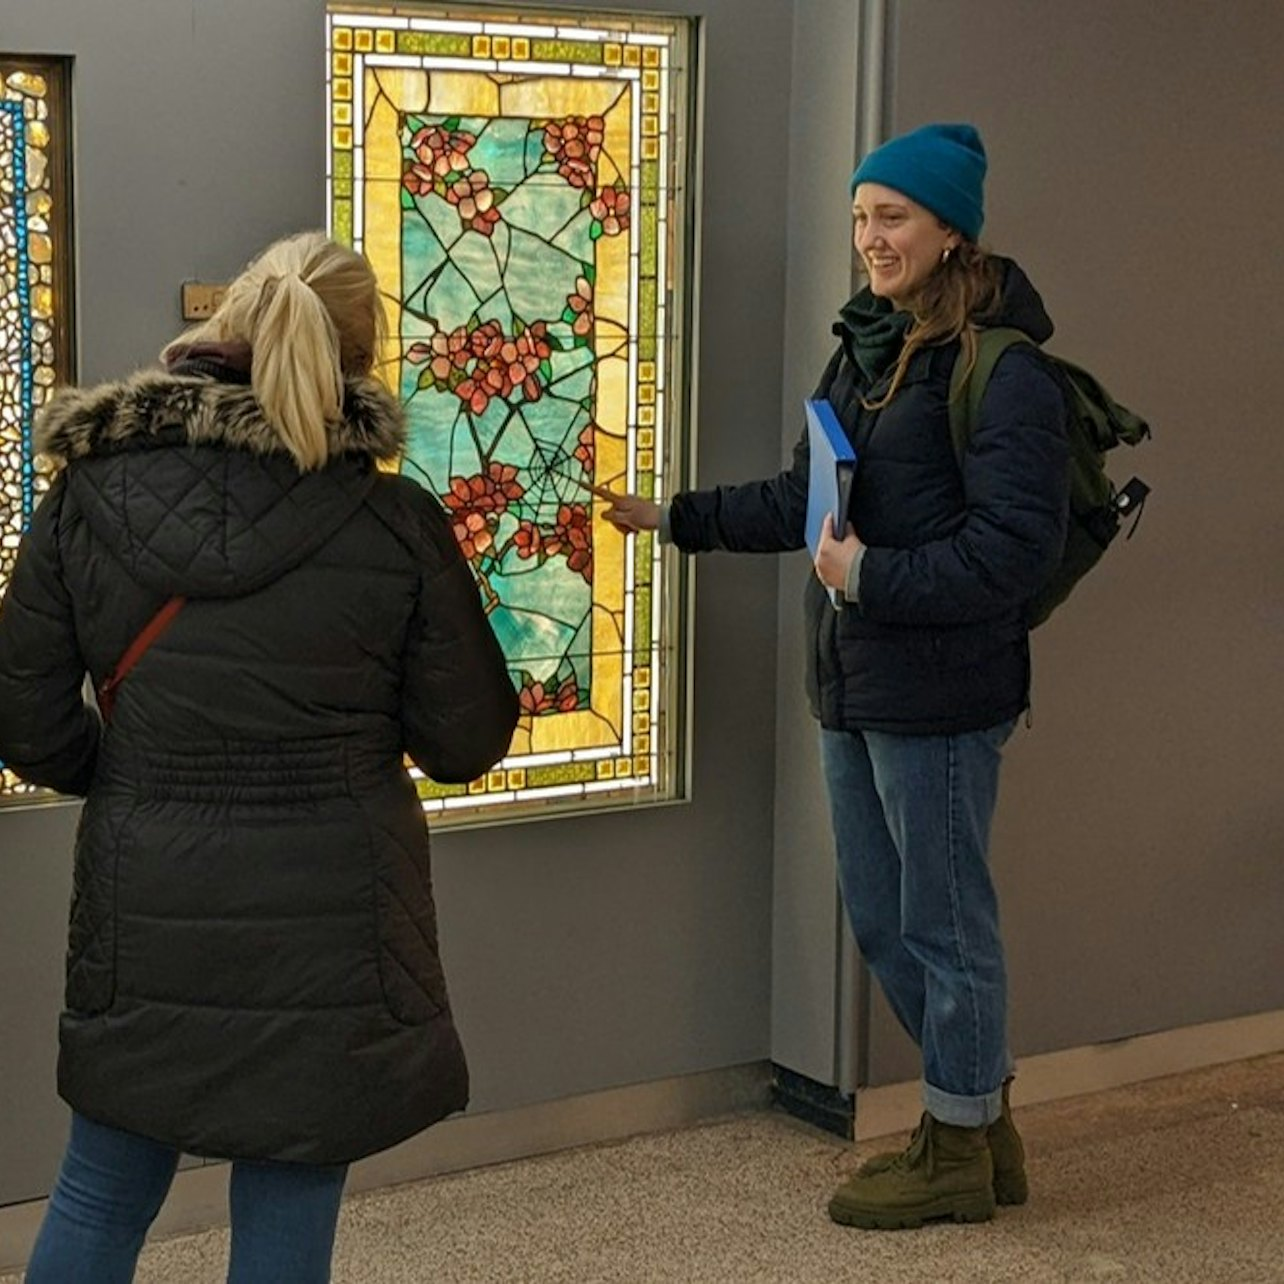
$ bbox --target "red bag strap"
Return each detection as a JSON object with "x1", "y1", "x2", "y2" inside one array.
[{"x1": 97, "y1": 596, "x2": 187, "y2": 722}]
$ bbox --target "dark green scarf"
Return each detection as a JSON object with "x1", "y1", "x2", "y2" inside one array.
[{"x1": 837, "y1": 288, "x2": 912, "y2": 386}]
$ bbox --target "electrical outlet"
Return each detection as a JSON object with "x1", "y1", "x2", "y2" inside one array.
[{"x1": 180, "y1": 281, "x2": 228, "y2": 321}]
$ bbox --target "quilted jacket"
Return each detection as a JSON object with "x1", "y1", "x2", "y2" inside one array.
[
  {"x1": 669, "y1": 260, "x2": 1070, "y2": 734},
  {"x1": 0, "y1": 363, "x2": 519, "y2": 1164}
]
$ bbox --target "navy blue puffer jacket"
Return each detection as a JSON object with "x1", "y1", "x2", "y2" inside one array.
[
  {"x1": 0, "y1": 364, "x2": 518, "y2": 1164},
  {"x1": 669, "y1": 260, "x2": 1069, "y2": 735}
]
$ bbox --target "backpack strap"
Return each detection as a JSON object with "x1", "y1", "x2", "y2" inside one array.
[
  {"x1": 97, "y1": 595, "x2": 187, "y2": 722},
  {"x1": 946, "y1": 326, "x2": 1036, "y2": 466}
]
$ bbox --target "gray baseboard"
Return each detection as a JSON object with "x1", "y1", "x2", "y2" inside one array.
[
  {"x1": 0, "y1": 1062, "x2": 771, "y2": 1273},
  {"x1": 854, "y1": 1008, "x2": 1284, "y2": 1141}
]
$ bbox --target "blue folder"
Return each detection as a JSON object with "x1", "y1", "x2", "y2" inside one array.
[{"x1": 804, "y1": 399, "x2": 856, "y2": 598}]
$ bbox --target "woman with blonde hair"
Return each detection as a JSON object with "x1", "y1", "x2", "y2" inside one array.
[
  {"x1": 0, "y1": 231, "x2": 518, "y2": 1281},
  {"x1": 600, "y1": 125, "x2": 1069, "y2": 1230}
]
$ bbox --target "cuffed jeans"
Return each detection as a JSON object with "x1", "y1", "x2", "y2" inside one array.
[
  {"x1": 25, "y1": 1112, "x2": 348, "y2": 1284},
  {"x1": 820, "y1": 719, "x2": 1017, "y2": 1127}
]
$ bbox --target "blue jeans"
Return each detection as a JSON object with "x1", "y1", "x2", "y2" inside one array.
[
  {"x1": 820, "y1": 719, "x2": 1016, "y2": 1127},
  {"x1": 26, "y1": 1112, "x2": 348, "y2": 1283}
]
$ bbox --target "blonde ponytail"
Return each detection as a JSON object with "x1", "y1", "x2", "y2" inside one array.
[
  {"x1": 250, "y1": 272, "x2": 342, "y2": 471},
  {"x1": 161, "y1": 232, "x2": 385, "y2": 472}
]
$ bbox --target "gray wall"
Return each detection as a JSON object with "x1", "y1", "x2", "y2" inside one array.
[
  {"x1": 0, "y1": 807, "x2": 80, "y2": 1203},
  {"x1": 0, "y1": 0, "x2": 790, "y2": 1204},
  {"x1": 855, "y1": 0, "x2": 1284, "y2": 1083}
]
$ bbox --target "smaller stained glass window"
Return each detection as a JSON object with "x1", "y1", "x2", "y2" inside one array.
[{"x1": 1, "y1": 55, "x2": 74, "y2": 806}]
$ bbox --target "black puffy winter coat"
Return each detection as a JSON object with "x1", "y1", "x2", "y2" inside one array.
[
  {"x1": 0, "y1": 363, "x2": 518, "y2": 1164},
  {"x1": 669, "y1": 261, "x2": 1070, "y2": 735}
]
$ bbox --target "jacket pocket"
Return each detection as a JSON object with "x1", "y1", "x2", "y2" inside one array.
[
  {"x1": 65, "y1": 795, "x2": 134, "y2": 1015},
  {"x1": 369, "y1": 805, "x2": 447, "y2": 1026}
]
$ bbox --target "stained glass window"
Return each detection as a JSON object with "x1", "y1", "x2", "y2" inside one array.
[
  {"x1": 1, "y1": 56, "x2": 73, "y2": 806},
  {"x1": 327, "y1": 5, "x2": 696, "y2": 823}
]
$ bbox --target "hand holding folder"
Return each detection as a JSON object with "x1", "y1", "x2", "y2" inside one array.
[{"x1": 804, "y1": 398, "x2": 856, "y2": 606}]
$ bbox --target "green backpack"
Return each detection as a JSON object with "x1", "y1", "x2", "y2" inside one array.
[{"x1": 947, "y1": 327, "x2": 1151, "y2": 627}]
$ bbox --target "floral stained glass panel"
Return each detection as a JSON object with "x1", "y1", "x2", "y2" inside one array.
[
  {"x1": 327, "y1": 5, "x2": 695, "y2": 823},
  {"x1": 1, "y1": 56, "x2": 73, "y2": 806}
]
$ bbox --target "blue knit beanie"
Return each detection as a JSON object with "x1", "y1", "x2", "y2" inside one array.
[{"x1": 850, "y1": 123, "x2": 987, "y2": 242}]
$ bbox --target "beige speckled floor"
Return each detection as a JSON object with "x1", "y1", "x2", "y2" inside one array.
[{"x1": 6, "y1": 1053, "x2": 1283, "y2": 1283}]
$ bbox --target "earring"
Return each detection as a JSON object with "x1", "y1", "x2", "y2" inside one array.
[{"x1": 941, "y1": 246, "x2": 953, "y2": 264}]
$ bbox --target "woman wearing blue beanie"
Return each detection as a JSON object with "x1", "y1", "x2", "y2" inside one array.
[{"x1": 598, "y1": 123, "x2": 1069, "y2": 1229}]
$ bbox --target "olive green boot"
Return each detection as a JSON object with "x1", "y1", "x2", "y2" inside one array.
[
  {"x1": 987, "y1": 1079, "x2": 1028, "y2": 1206},
  {"x1": 855, "y1": 1079, "x2": 1028, "y2": 1206},
  {"x1": 828, "y1": 1113, "x2": 995, "y2": 1230}
]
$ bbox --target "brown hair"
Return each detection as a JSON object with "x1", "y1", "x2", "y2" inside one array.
[
  {"x1": 161, "y1": 232, "x2": 386, "y2": 470},
  {"x1": 862, "y1": 239, "x2": 1004, "y2": 411}
]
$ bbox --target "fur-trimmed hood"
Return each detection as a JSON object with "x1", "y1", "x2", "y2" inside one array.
[
  {"x1": 36, "y1": 369, "x2": 406, "y2": 465},
  {"x1": 39, "y1": 371, "x2": 408, "y2": 599}
]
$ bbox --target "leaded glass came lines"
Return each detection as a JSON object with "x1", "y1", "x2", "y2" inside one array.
[
  {"x1": 0, "y1": 57, "x2": 72, "y2": 805},
  {"x1": 0, "y1": 99, "x2": 32, "y2": 569},
  {"x1": 328, "y1": 4, "x2": 694, "y2": 824}
]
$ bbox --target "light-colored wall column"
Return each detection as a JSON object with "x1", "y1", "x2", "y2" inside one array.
[{"x1": 769, "y1": 0, "x2": 864, "y2": 1088}]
